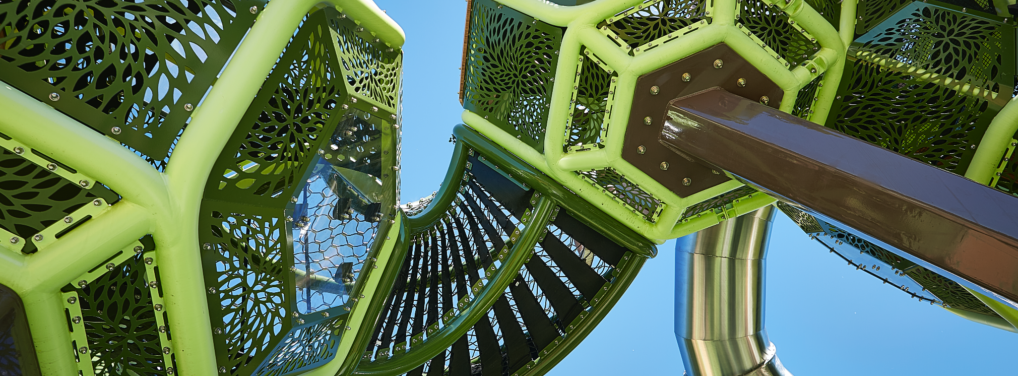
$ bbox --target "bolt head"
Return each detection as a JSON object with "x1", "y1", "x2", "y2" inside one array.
[
  {"x1": 134, "y1": 245, "x2": 144, "y2": 253},
  {"x1": 78, "y1": 180, "x2": 89, "y2": 187},
  {"x1": 184, "y1": 103, "x2": 194, "y2": 111},
  {"x1": 737, "y1": 78, "x2": 747, "y2": 87},
  {"x1": 643, "y1": 116, "x2": 652, "y2": 126},
  {"x1": 106, "y1": 263, "x2": 115, "y2": 271},
  {"x1": 249, "y1": 5, "x2": 258, "y2": 13},
  {"x1": 93, "y1": 199, "x2": 102, "y2": 206},
  {"x1": 46, "y1": 163, "x2": 57, "y2": 171},
  {"x1": 163, "y1": 347, "x2": 171, "y2": 354},
  {"x1": 33, "y1": 234, "x2": 43, "y2": 241},
  {"x1": 49, "y1": 92, "x2": 60, "y2": 101},
  {"x1": 681, "y1": 72, "x2": 691, "y2": 82},
  {"x1": 682, "y1": 178, "x2": 692, "y2": 186},
  {"x1": 759, "y1": 96, "x2": 770, "y2": 105},
  {"x1": 111, "y1": 127, "x2": 121, "y2": 135},
  {"x1": 649, "y1": 86, "x2": 660, "y2": 95},
  {"x1": 659, "y1": 162, "x2": 669, "y2": 170},
  {"x1": 12, "y1": 147, "x2": 23, "y2": 155},
  {"x1": 713, "y1": 59, "x2": 723, "y2": 69},
  {"x1": 78, "y1": 347, "x2": 88, "y2": 354},
  {"x1": 64, "y1": 216, "x2": 73, "y2": 223},
  {"x1": 145, "y1": 257, "x2": 153, "y2": 265},
  {"x1": 637, "y1": 145, "x2": 646, "y2": 154},
  {"x1": 78, "y1": 280, "x2": 87, "y2": 288},
  {"x1": 9, "y1": 237, "x2": 17, "y2": 244},
  {"x1": 72, "y1": 316, "x2": 81, "y2": 324}
]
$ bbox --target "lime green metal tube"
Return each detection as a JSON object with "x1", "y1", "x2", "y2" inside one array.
[
  {"x1": 354, "y1": 197, "x2": 555, "y2": 375},
  {"x1": 0, "y1": 83, "x2": 167, "y2": 211},
  {"x1": 966, "y1": 287, "x2": 1018, "y2": 332},
  {"x1": 22, "y1": 291, "x2": 77, "y2": 375},
  {"x1": 335, "y1": 0, "x2": 406, "y2": 48},
  {"x1": 966, "y1": 96, "x2": 1018, "y2": 185}
]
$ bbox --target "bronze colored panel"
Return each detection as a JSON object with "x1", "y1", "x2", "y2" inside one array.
[
  {"x1": 661, "y1": 88, "x2": 1018, "y2": 303},
  {"x1": 622, "y1": 43, "x2": 783, "y2": 197}
]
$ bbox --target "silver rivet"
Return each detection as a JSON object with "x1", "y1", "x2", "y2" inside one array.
[
  {"x1": 8, "y1": 237, "x2": 17, "y2": 244},
  {"x1": 145, "y1": 257, "x2": 153, "y2": 265},
  {"x1": 160, "y1": 326, "x2": 168, "y2": 333},
  {"x1": 637, "y1": 145, "x2": 646, "y2": 154},
  {"x1": 111, "y1": 127, "x2": 121, "y2": 135},
  {"x1": 78, "y1": 347, "x2": 87, "y2": 354},
  {"x1": 683, "y1": 177, "x2": 692, "y2": 186},
  {"x1": 810, "y1": 68, "x2": 817, "y2": 74},
  {"x1": 149, "y1": 281, "x2": 158, "y2": 288},
  {"x1": 92, "y1": 199, "x2": 102, "y2": 206},
  {"x1": 682, "y1": 72, "x2": 691, "y2": 82},
  {"x1": 154, "y1": 304, "x2": 163, "y2": 311},
  {"x1": 12, "y1": 147, "x2": 23, "y2": 155},
  {"x1": 970, "y1": 144, "x2": 977, "y2": 150},
  {"x1": 163, "y1": 347, "x2": 171, "y2": 354},
  {"x1": 78, "y1": 180, "x2": 89, "y2": 188},
  {"x1": 78, "y1": 280, "x2": 87, "y2": 288},
  {"x1": 33, "y1": 234, "x2": 43, "y2": 241},
  {"x1": 46, "y1": 163, "x2": 57, "y2": 171},
  {"x1": 67, "y1": 296, "x2": 76, "y2": 304},
  {"x1": 72, "y1": 316, "x2": 81, "y2": 324},
  {"x1": 208, "y1": 287, "x2": 216, "y2": 294},
  {"x1": 713, "y1": 59, "x2": 723, "y2": 69},
  {"x1": 643, "y1": 116, "x2": 652, "y2": 125},
  {"x1": 249, "y1": 5, "x2": 258, "y2": 14},
  {"x1": 660, "y1": 162, "x2": 669, "y2": 170},
  {"x1": 322, "y1": 312, "x2": 330, "y2": 317},
  {"x1": 220, "y1": 366, "x2": 227, "y2": 373},
  {"x1": 650, "y1": 86, "x2": 660, "y2": 95},
  {"x1": 184, "y1": 103, "x2": 194, "y2": 111},
  {"x1": 49, "y1": 93, "x2": 60, "y2": 101},
  {"x1": 64, "y1": 216, "x2": 73, "y2": 223},
  {"x1": 737, "y1": 78, "x2": 747, "y2": 87},
  {"x1": 106, "y1": 263, "x2": 115, "y2": 271},
  {"x1": 134, "y1": 245, "x2": 144, "y2": 253},
  {"x1": 760, "y1": 96, "x2": 770, "y2": 105}
]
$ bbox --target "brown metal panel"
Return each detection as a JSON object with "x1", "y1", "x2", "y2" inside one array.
[
  {"x1": 622, "y1": 43, "x2": 783, "y2": 197},
  {"x1": 660, "y1": 88, "x2": 1018, "y2": 302}
]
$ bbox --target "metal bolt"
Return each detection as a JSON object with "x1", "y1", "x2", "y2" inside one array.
[
  {"x1": 67, "y1": 296, "x2": 77, "y2": 304},
  {"x1": 681, "y1": 72, "x2": 692, "y2": 82},
  {"x1": 713, "y1": 59, "x2": 723, "y2": 69},
  {"x1": 33, "y1": 234, "x2": 43, "y2": 241},
  {"x1": 78, "y1": 180, "x2": 89, "y2": 188},
  {"x1": 12, "y1": 147, "x2": 23, "y2": 155},
  {"x1": 149, "y1": 281, "x2": 158, "y2": 288},
  {"x1": 134, "y1": 245, "x2": 144, "y2": 253},
  {"x1": 93, "y1": 199, "x2": 102, "y2": 206},
  {"x1": 8, "y1": 237, "x2": 17, "y2": 244},
  {"x1": 106, "y1": 263, "x2": 115, "y2": 271},
  {"x1": 49, "y1": 92, "x2": 60, "y2": 101},
  {"x1": 759, "y1": 96, "x2": 770, "y2": 105},
  {"x1": 154, "y1": 304, "x2": 163, "y2": 311},
  {"x1": 111, "y1": 127, "x2": 121, "y2": 135},
  {"x1": 682, "y1": 177, "x2": 691, "y2": 186},
  {"x1": 649, "y1": 86, "x2": 660, "y2": 95},
  {"x1": 78, "y1": 280, "x2": 87, "y2": 288},
  {"x1": 79, "y1": 347, "x2": 88, "y2": 354},
  {"x1": 160, "y1": 326, "x2": 168, "y2": 333},
  {"x1": 643, "y1": 116, "x2": 652, "y2": 126},
  {"x1": 64, "y1": 216, "x2": 73, "y2": 223},
  {"x1": 163, "y1": 347, "x2": 171, "y2": 354},
  {"x1": 810, "y1": 68, "x2": 817, "y2": 74},
  {"x1": 970, "y1": 144, "x2": 977, "y2": 150},
  {"x1": 737, "y1": 78, "x2": 746, "y2": 87},
  {"x1": 637, "y1": 145, "x2": 646, "y2": 154},
  {"x1": 145, "y1": 257, "x2": 153, "y2": 265},
  {"x1": 220, "y1": 367, "x2": 227, "y2": 374},
  {"x1": 46, "y1": 163, "x2": 57, "y2": 171},
  {"x1": 72, "y1": 316, "x2": 81, "y2": 324},
  {"x1": 249, "y1": 5, "x2": 258, "y2": 13},
  {"x1": 660, "y1": 162, "x2": 669, "y2": 170},
  {"x1": 214, "y1": 327, "x2": 222, "y2": 334},
  {"x1": 184, "y1": 103, "x2": 194, "y2": 111}
]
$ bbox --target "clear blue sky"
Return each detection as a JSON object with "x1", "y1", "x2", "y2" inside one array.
[{"x1": 375, "y1": 1, "x2": 1016, "y2": 374}]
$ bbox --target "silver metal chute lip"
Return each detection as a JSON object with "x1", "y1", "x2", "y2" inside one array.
[{"x1": 676, "y1": 207, "x2": 790, "y2": 376}]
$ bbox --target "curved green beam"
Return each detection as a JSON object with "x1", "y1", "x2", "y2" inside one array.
[
  {"x1": 354, "y1": 196, "x2": 556, "y2": 375},
  {"x1": 966, "y1": 96, "x2": 1018, "y2": 185}
]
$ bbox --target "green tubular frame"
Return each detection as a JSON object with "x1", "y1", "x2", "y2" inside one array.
[{"x1": 0, "y1": 0, "x2": 405, "y2": 374}]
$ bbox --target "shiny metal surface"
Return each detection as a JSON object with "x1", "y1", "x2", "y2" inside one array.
[
  {"x1": 661, "y1": 88, "x2": 1018, "y2": 303},
  {"x1": 675, "y1": 207, "x2": 791, "y2": 376}
]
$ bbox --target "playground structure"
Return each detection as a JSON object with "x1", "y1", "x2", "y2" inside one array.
[{"x1": 0, "y1": 0, "x2": 1017, "y2": 375}]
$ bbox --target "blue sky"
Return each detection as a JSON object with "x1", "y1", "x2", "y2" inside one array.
[{"x1": 375, "y1": 1, "x2": 1016, "y2": 374}]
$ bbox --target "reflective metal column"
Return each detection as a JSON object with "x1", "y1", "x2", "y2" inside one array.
[{"x1": 675, "y1": 207, "x2": 790, "y2": 376}]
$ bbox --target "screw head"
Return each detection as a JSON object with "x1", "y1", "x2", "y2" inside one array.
[
  {"x1": 92, "y1": 199, "x2": 102, "y2": 206},
  {"x1": 637, "y1": 145, "x2": 646, "y2": 154},
  {"x1": 149, "y1": 281, "x2": 158, "y2": 288},
  {"x1": 33, "y1": 234, "x2": 43, "y2": 241},
  {"x1": 72, "y1": 316, "x2": 81, "y2": 324},
  {"x1": 78, "y1": 180, "x2": 89, "y2": 187},
  {"x1": 49, "y1": 92, "x2": 60, "y2": 101},
  {"x1": 78, "y1": 280, "x2": 87, "y2": 288},
  {"x1": 214, "y1": 327, "x2": 222, "y2": 334},
  {"x1": 46, "y1": 163, "x2": 57, "y2": 171},
  {"x1": 154, "y1": 304, "x2": 163, "y2": 311},
  {"x1": 220, "y1": 367, "x2": 227, "y2": 374},
  {"x1": 682, "y1": 177, "x2": 692, "y2": 186},
  {"x1": 111, "y1": 127, "x2": 121, "y2": 135},
  {"x1": 78, "y1": 347, "x2": 88, "y2": 354},
  {"x1": 160, "y1": 325, "x2": 168, "y2": 333},
  {"x1": 737, "y1": 78, "x2": 747, "y2": 87},
  {"x1": 643, "y1": 116, "x2": 652, "y2": 126},
  {"x1": 106, "y1": 263, "x2": 115, "y2": 271},
  {"x1": 681, "y1": 72, "x2": 691, "y2": 82},
  {"x1": 713, "y1": 59, "x2": 723, "y2": 69},
  {"x1": 134, "y1": 245, "x2": 144, "y2": 253},
  {"x1": 145, "y1": 257, "x2": 153, "y2": 265},
  {"x1": 9, "y1": 237, "x2": 17, "y2": 244},
  {"x1": 249, "y1": 5, "x2": 258, "y2": 13},
  {"x1": 649, "y1": 86, "x2": 660, "y2": 95},
  {"x1": 759, "y1": 96, "x2": 770, "y2": 105},
  {"x1": 64, "y1": 216, "x2": 73, "y2": 223},
  {"x1": 163, "y1": 347, "x2": 171, "y2": 354},
  {"x1": 659, "y1": 162, "x2": 669, "y2": 170},
  {"x1": 12, "y1": 147, "x2": 23, "y2": 155},
  {"x1": 970, "y1": 144, "x2": 977, "y2": 150},
  {"x1": 184, "y1": 103, "x2": 194, "y2": 111}
]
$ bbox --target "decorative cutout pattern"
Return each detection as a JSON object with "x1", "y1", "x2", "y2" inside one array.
[
  {"x1": 463, "y1": 0, "x2": 562, "y2": 152},
  {"x1": 804, "y1": 0, "x2": 840, "y2": 28},
  {"x1": 679, "y1": 185, "x2": 757, "y2": 220},
  {"x1": 739, "y1": 0, "x2": 819, "y2": 68},
  {"x1": 565, "y1": 51, "x2": 613, "y2": 152},
  {"x1": 906, "y1": 267, "x2": 998, "y2": 315},
  {"x1": 204, "y1": 208, "x2": 289, "y2": 375},
  {"x1": 792, "y1": 73, "x2": 823, "y2": 120},
  {"x1": 774, "y1": 202, "x2": 823, "y2": 234},
  {"x1": 0, "y1": 148, "x2": 95, "y2": 241},
  {"x1": 77, "y1": 255, "x2": 172, "y2": 375},
  {"x1": 253, "y1": 319, "x2": 343, "y2": 376},
  {"x1": 577, "y1": 168, "x2": 662, "y2": 222},
  {"x1": 208, "y1": 18, "x2": 342, "y2": 207},
  {"x1": 331, "y1": 12, "x2": 402, "y2": 114},
  {"x1": 0, "y1": 0, "x2": 258, "y2": 161},
  {"x1": 604, "y1": 0, "x2": 708, "y2": 52}
]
